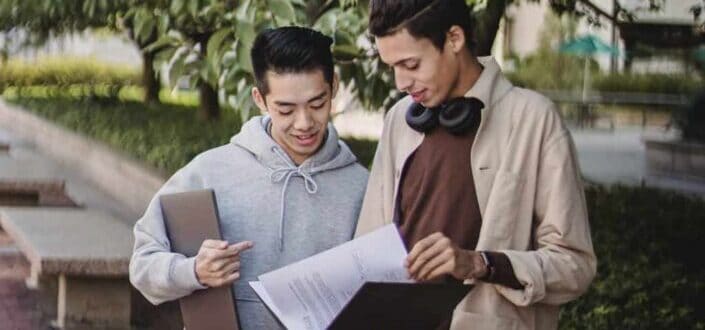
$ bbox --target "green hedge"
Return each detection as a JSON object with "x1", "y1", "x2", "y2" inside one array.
[
  {"x1": 592, "y1": 73, "x2": 703, "y2": 96},
  {"x1": 506, "y1": 51, "x2": 590, "y2": 92},
  {"x1": 6, "y1": 95, "x2": 237, "y2": 175},
  {"x1": 506, "y1": 51, "x2": 703, "y2": 95},
  {"x1": 0, "y1": 58, "x2": 141, "y2": 93},
  {"x1": 560, "y1": 185, "x2": 705, "y2": 329}
]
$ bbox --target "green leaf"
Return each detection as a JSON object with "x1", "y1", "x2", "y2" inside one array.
[
  {"x1": 266, "y1": 0, "x2": 296, "y2": 24},
  {"x1": 236, "y1": 20, "x2": 256, "y2": 49},
  {"x1": 157, "y1": 13, "x2": 170, "y2": 35},
  {"x1": 170, "y1": 0, "x2": 186, "y2": 15},
  {"x1": 333, "y1": 44, "x2": 361, "y2": 61},
  {"x1": 144, "y1": 35, "x2": 172, "y2": 53},
  {"x1": 153, "y1": 47, "x2": 177, "y2": 66},
  {"x1": 207, "y1": 28, "x2": 232, "y2": 62},
  {"x1": 188, "y1": 0, "x2": 200, "y2": 17},
  {"x1": 221, "y1": 49, "x2": 239, "y2": 68},
  {"x1": 167, "y1": 46, "x2": 190, "y2": 87},
  {"x1": 235, "y1": 0, "x2": 253, "y2": 20},
  {"x1": 290, "y1": 0, "x2": 306, "y2": 7},
  {"x1": 334, "y1": 30, "x2": 356, "y2": 47},
  {"x1": 138, "y1": 16, "x2": 156, "y2": 45},
  {"x1": 313, "y1": 8, "x2": 338, "y2": 35},
  {"x1": 220, "y1": 68, "x2": 241, "y2": 92},
  {"x1": 236, "y1": 40, "x2": 253, "y2": 73}
]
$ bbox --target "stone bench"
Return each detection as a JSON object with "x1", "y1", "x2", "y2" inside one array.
[
  {"x1": 0, "y1": 179, "x2": 78, "y2": 207},
  {"x1": 0, "y1": 207, "x2": 133, "y2": 329}
]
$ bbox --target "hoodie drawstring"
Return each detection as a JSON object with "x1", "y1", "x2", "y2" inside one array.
[{"x1": 269, "y1": 147, "x2": 319, "y2": 251}]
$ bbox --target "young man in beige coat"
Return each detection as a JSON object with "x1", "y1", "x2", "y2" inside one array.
[{"x1": 355, "y1": 0, "x2": 597, "y2": 329}]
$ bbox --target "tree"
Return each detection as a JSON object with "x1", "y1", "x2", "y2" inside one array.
[
  {"x1": 4, "y1": 0, "x2": 666, "y2": 119},
  {"x1": 119, "y1": 6, "x2": 172, "y2": 104},
  {"x1": 0, "y1": 0, "x2": 166, "y2": 104},
  {"x1": 135, "y1": 0, "x2": 385, "y2": 121}
]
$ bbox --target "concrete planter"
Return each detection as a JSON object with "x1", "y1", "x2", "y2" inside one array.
[{"x1": 644, "y1": 135, "x2": 705, "y2": 180}]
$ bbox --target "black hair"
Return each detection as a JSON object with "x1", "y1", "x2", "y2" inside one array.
[
  {"x1": 250, "y1": 26, "x2": 335, "y2": 96},
  {"x1": 369, "y1": 0, "x2": 475, "y2": 53}
]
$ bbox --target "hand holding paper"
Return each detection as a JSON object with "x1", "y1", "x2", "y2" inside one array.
[{"x1": 250, "y1": 224, "x2": 412, "y2": 330}]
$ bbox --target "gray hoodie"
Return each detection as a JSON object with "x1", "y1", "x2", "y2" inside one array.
[{"x1": 129, "y1": 116, "x2": 369, "y2": 329}]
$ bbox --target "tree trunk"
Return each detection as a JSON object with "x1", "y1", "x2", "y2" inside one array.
[
  {"x1": 142, "y1": 51, "x2": 161, "y2": 105},
  {"x1": 472, "y1": 0, "x2": 510, "y2": 56},
  {"x1": 194, "y1": 33, "x2": 220, "y2": 120},
  {"x1": 198, "y1": 80, "x2": 220, "y2": 120}
]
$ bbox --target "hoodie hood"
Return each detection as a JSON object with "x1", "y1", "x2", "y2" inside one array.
[
  {"x1": 230, "y1": 115, "x2": 359, "y2": 250},
  {"x1": 230, "y1": 115, "x2": 357, "y2": 173}
]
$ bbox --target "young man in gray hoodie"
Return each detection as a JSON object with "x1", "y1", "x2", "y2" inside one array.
[{"x1": 129, "y1": 26, "x2": 369, "y2": 329}]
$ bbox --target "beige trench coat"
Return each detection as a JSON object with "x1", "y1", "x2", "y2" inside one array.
[{"x1": 355, "y1": 57, "x2": 597, "y2": 330}]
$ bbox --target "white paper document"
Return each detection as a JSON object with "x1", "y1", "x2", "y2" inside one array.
[{"x1": 249, "y1": 224, "x2": 412, "y2": 330}]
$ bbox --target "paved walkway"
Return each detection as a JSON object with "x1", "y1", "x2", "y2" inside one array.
[{"x1": 0, "y1": 229, "x2": 43, "y2": 330}]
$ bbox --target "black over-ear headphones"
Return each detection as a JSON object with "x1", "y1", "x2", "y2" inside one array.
[{"x1": 405, "y1": 97, "x2": 484, "y2": 135}]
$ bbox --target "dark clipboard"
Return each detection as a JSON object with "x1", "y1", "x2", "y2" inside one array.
[
  {"x1": 160, "y1": 189, "x2": 241, "y2": 330},
  {"x1": 327, "y1": 282, "x2": 472, "y2": 330}
]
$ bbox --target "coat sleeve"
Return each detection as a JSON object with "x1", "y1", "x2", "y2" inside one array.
[
  {"x1": 496, "y1": 130, "x2": 597, "y2": 306},
  {"x1": 129, "y1": 165, "x2": 208, "y2": 305}
]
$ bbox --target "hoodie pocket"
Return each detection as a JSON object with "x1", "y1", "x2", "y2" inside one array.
[{"x1": 484, "y1": 170, "x2": 525, "y2": 241}]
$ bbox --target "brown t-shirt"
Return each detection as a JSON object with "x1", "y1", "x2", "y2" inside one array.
[{"x1": 397, "y1": 126, "x2": 522, "y2": 290}]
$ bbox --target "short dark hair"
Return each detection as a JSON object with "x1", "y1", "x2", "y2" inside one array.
[
  {"x1": 250, "y1": 26, "x2": 334, "y2": 96},
  {"x1": 369, "y1": 0, "x2": 475, "y2": 53}
]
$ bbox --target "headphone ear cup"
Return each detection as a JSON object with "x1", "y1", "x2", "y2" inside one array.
[
  {"x1": 406, "y1": 102, "x2": 439, "y2": 133},
  {"x1": 438, "y1": 97, "x2": 484, "y2": 135}
]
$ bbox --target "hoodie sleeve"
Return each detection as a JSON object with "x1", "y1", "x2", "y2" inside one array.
[{"x1": 129, "y1": 164, "x2": 208, "y2": 305}]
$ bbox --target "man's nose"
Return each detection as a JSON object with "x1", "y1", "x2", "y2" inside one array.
[
  {"x1": 394, "y1": 69, "x2": 413, "y2": 92},
  {"x1": 293, "y1": 110, "x2": 314, "y2": 131}
]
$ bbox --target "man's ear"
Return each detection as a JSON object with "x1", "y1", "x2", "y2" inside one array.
[
  {"x1": 446, "y1": 25, "x2": 466, "y2": 54},
  {"x1": 251, "y1": 87, "x2": 268, "y2": 115}
]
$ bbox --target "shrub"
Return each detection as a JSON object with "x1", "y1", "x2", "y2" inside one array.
[
  {"x1": 560, "y1": 185, "x2": 705, "y2": 329},
  {"x1": 592, "y1": 73, "x2": 702, "y2": 95},
  {"x1": 6, "y1": 95, "x2": 237, "y2": 175},
  {"x1": 0, "y1": 57, "x2": 141, "y2": 95},
  {"x1": 674, "y1": 90, "x2": 705, "y2": 143}
]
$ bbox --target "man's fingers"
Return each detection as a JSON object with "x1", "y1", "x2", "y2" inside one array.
[
  {"x1": 227, "y1": 241, "x2": 254, "y2": 254},
  {"x1": 416, "y1": 249, "x2": 454, "y2": 280},
  {"x1": 406, "y1": 232, "x2": 444, "y2": 266},
  {"x1": 218, "y1": 261, "x2": 241, "y2": 277},
  {"x1": 215, "y1": 272, "x2": 240, "y2": 287},
  {"x1": 425, "y1": 260, "x2": 454, "y2": 281},
  {"x1": 201, "y1": 239, "x2": 228, "y2": 250},
  {"x1": 408, "y1": 236, "x2": 450, "y2": 275},
  {"x1": 209, "y1": 256, "x2": 239, "y2": 272},
  {"x1": 204, "y1": 241, "x2": 253, "y2": 261}
]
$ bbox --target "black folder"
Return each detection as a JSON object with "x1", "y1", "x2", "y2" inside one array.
[
  {"x1": 327, "y1": 282, "x2": 472, "y2": 330},
  {"x1": 160, "y1": 189, "x2": 241, "y2": 330}
]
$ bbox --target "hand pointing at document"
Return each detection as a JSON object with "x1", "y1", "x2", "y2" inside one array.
[{"x1": 195, "y1": 239, "x2": 253, "y2": 287}]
